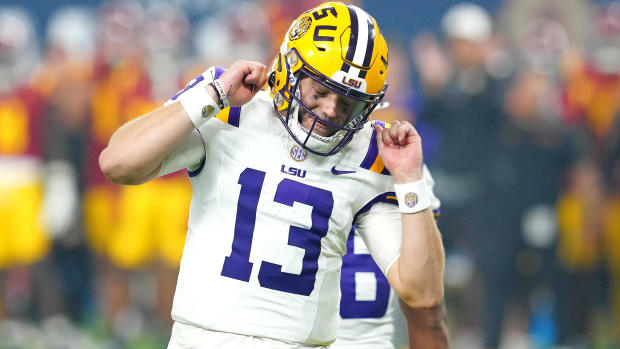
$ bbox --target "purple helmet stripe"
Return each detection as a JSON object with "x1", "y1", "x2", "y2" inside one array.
[{"x1": 340, "y1": 4, "x2": 358, "y2": 73}]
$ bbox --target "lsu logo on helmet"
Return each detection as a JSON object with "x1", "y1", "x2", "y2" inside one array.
[{"x1": 289, "y1": 16, "x2": 312, "y2": 41}]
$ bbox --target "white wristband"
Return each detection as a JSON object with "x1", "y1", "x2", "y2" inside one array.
[
  {"x1": 394, "y1": 179, "x2": 431, "y2": 214},
  {"x1": 178, "y1": 84, "x2": 220, "y2": 128}
]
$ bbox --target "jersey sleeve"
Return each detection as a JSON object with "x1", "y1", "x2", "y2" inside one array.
[
  {"x1": 165, "y1": 66, "x2": 224, "y2": 106},
  {"x1": 157, "y1": 129, "x2": 206, "y2": 177},
  {"x1": 355, "y1": 202, "x2": 402, "y2": 276},
  {"x1": 157, "y1": 66, "x2": 230, "y2": 178},
  {"x1": 355, "y1": 164, "x2": 441, "y2": 276}
]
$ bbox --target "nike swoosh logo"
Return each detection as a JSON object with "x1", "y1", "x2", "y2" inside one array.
[{"x1": 331, "y1": 166, "x2": 356, "y2": 175}]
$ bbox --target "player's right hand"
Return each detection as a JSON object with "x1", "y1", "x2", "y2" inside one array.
[{"x1": 218, "y1": 60, "x2": 268, "y2": 106}]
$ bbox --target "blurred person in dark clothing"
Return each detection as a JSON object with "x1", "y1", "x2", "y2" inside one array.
[
  {"x1": 413, "y1": 4, "x2": 511, "y2": 346},
  {"x1": 503, "y1": 69, "x2": 581, "y2": 348},
  {"x1": 415, "y1": 3, "x2": 583, "y2": 348},
  {"x1": 38, "y1": 5, "x2": 97, "y2": 325},
  {"x1": 603, "y1": 146, "x2": 620, "y2": 345},
  {"x1": 413, "y1": 3, "x2": 509, "y2": 255}
]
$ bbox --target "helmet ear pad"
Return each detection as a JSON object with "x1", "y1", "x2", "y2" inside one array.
[
  {"x1": 267, "y1": 71, "x2": 276, "y2": 89},
  {"x1": 271, "y1": 46, "x2": 309, "y2": 112}
]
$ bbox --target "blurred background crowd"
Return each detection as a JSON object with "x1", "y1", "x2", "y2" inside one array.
[{"x1": 0, "y1": 0, "x2": 618, "y2": 348}]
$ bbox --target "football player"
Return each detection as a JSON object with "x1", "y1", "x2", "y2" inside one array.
[
  {"x1": 334, "y1": 167, "x2": 448, "y2": 349},
  {"x1": 100, "y1": 2, "x2": 445, "y2": 348},
  {"x1": 336, "y1": 233, "x2": 450, "y2": 349}
]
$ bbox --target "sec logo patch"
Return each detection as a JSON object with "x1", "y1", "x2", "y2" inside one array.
[{"x1": 290, "y1": 145, "x2": 308, "y2": 162}]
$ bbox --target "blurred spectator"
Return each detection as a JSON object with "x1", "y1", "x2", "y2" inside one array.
[
  {"x1": 555, "y1": 160, "x2": 606, "y2": 346},
  {"x1": 604, "y1": 147, "x2": 620, "y2": 344},
  {"x1": 555, "y1": 3, "x2": 620, "y2": 345},
  {"x1": 499, "y1": 0, "x2": 589, "y2": 59},
  {"x1": 83, "y1": 0, "x2": 154, "y2": 343},
  {"x1": 413, "y1": 5, "x2": 512, "y2": 346},
  {"x1": 84, "y1": 1, "x2": 193, "y2": 345},
  {"x1": 503, "y1": 68, "x2": 580, "y2": 348},
  {"x1": 39, "y1": 7, "x2": 98, "y2": 327},
  {"x1": 0, "y1": 4, "x2": 54, "y2": 325},
  {"x1": 562, "y1": 1, "x2": 620, "y2": 159},
  {"x1": 413, "y1": 1, "x2": 507, "y2": 259}
]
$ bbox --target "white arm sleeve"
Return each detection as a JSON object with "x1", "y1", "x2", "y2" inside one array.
[
  {"x1": 157, "y1": 129, "x2": 205, "y2": 177},
  {"x1": 356, "y1": 164, "x2": 441, "y2": 276},
  {"x1": 356, "y1": 202, "x2": 403, "y2": 276}
]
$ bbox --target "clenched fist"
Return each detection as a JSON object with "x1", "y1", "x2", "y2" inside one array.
[
  {"x1": 375, "y1": 120, "x2": 424, "y2": 184},
  {"x1": 217, "y1": 60, "x2": 269, "y2": 107}
]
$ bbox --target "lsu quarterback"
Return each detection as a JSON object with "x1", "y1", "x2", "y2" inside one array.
[{"x1": 100, "y1": 2, "x2": 445, "y2": 348}]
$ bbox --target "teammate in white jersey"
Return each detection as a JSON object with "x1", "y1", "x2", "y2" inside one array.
[
  {"x1": 335, "y1": 229, "x2": 450, "y2": 349},
  {"x1": 333, "y1": 166, "x2": 449, "y2": 349},
  {"x1": 99, "y1": 2, "x2": 444, "y2": 348}
]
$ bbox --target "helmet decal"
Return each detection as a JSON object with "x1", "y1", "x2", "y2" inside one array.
[{"x1": 289, "y1": 16, "x2": 312, "y2": 41}]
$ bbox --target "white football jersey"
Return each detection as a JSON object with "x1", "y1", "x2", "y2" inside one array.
[
  {"x1": 163, "y1": 67, "x2": 431, "y2": 346},
  {"x1": 332, "y1": 228, "x2": 397, "y2": 349},
  {"x1": 332, "y1": 174, "x2": 440, "y2": 349}
]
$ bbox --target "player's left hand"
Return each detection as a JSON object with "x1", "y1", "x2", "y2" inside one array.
[{"x1": 375, "y1": 121, "x2": 423, "y2": 184}]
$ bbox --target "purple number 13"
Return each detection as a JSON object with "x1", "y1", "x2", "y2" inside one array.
[{"x1": 221, "y1": 168, "x2": 334, "y2": 296}]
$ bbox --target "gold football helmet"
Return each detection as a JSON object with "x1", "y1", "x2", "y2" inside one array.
[{"x1": 269, "y1": 2, "x2": 389, "y2": 156}]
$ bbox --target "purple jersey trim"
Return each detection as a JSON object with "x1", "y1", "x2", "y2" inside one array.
[
  {"x1": 228, "y1": 106, "x2": 241, "y2": 127},
  {"x1": 359, "y1": 121, "x2": 382, "y2": 169},
  {"x1": 170, "y1": 75, "x2": 204, "y2": 101},
  {"x1": 360, "y1": 120, "x2": 387, "y2": 173},
  {"x1": 214, "y1": 66, "x2": 225, "y2": 79},
  {"x1": 188, "y1": 156, "x2": 206, "y2": 177},
  {"x1": 353, "y1": 191, "x2": 397, "y2": 224},
  {"x1": 188, "y1": 129, "x2": 206, "y2": 178}
]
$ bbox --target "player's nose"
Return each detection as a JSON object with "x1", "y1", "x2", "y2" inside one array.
[{"x1": 318, "y1": 94, "x2": 338, "y2": 120}]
